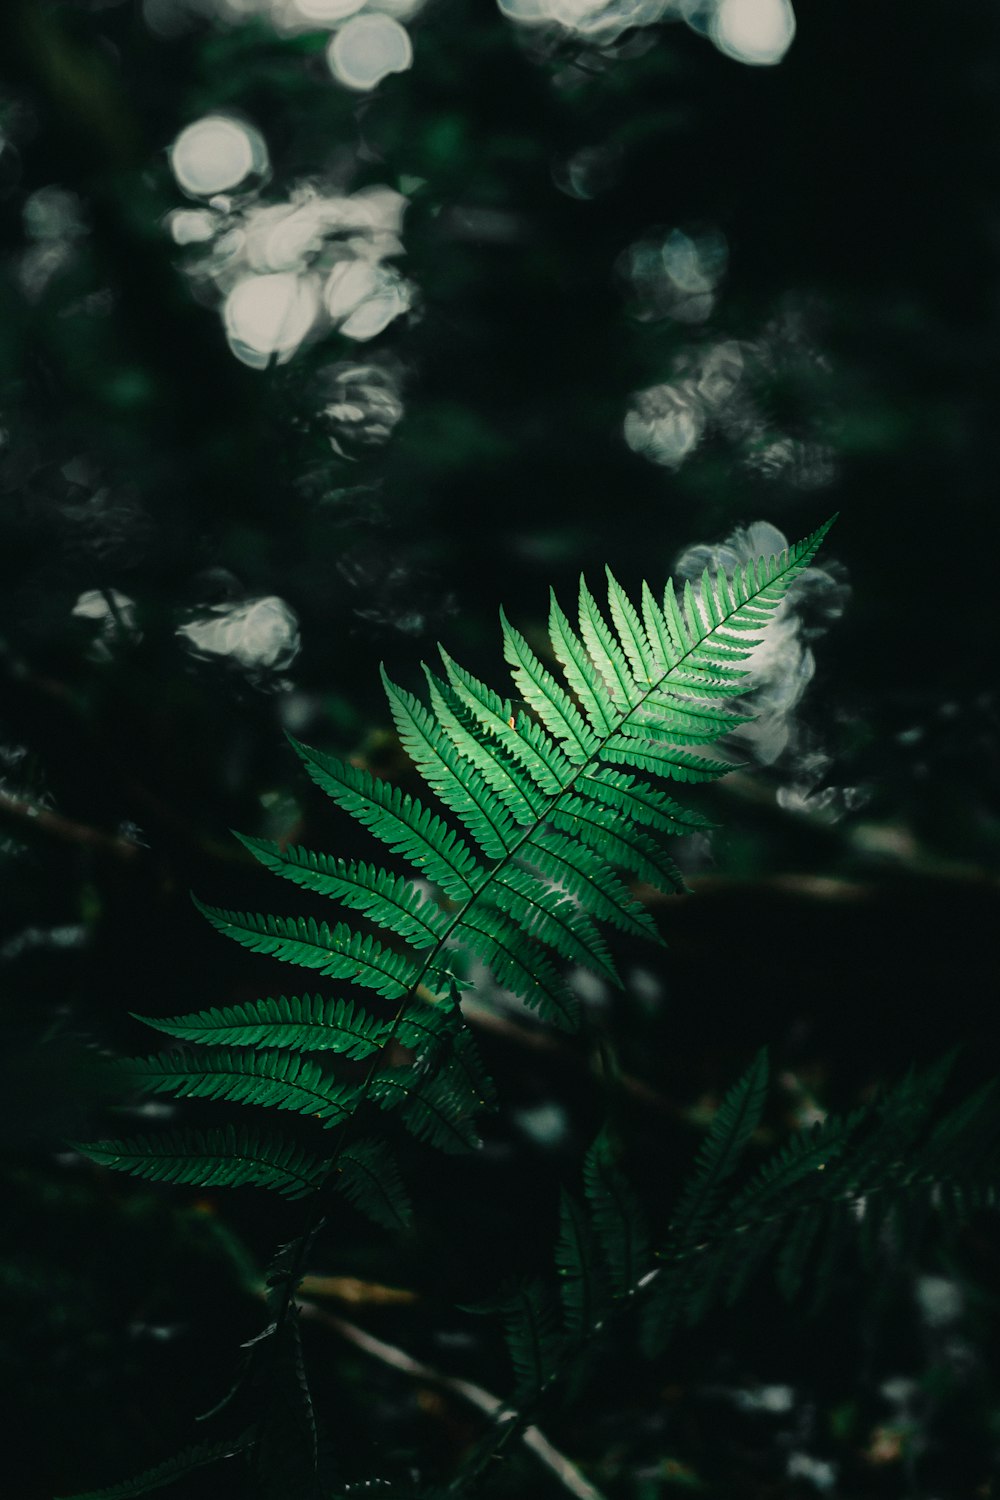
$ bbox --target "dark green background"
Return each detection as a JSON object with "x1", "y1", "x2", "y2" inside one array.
[{"x1": 1, "y1": 3, "x2": 999, "y2": 1496}]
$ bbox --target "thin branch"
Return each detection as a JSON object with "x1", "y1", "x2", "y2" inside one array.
[
  {"x1": 0, "y1": 791, "x2": 143, "y2": 863},
  {"x1": 298, "y1": 1303, "x2": 609, "y2": 1500}
]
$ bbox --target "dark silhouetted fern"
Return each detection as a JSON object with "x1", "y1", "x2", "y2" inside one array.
[{"x1": 455, "y1": 1052, "x2": 1000, "y2": 1496}]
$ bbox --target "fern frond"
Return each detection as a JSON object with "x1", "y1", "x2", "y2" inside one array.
[
  {"x1": 288, "y1": 738, "x2": 483, "y2": 900},
  {"x1": 336, "y1": 1137, "x2": 412, "y2": 1230},
  {"x1": 600, "y1": 734, "x2": 735, "y2": 783},
  {"x1": 371, "y1": 1063, "x2": 482, "y2": 1153},
  {"x1": 499, "y1": 607, "x2": 596, "y2": 763},
  {"x1": 424, "y1": 666, "x2": 543, "y2": 825},
  {"x1": 832, "y1": 1053, "x2": 956, "y2": 1195},
  {"x1": 501, "y1": 1279, "x2": 563, "y2": 1399},
  {"x1": 726, "y1": 1111, "x2": 860, "y2": 1223},
  {"x1": 57, "y1": 1433, "x2": 254, "y2": 1500},
  {"x1": 523, "y1": 830, "x2": 661, "y2": 943},
  {"x1": 554, "y1": 1190, "x2": 611, "y2": 1338},
  {"x1": 193, "y1": 901, "x2": 429, "y2": 999},
  {"x1": 234, "y1": 836, "x2": 449, "y2": 949},
  {"x1": 76, "y1": 1126, "x2": 325, "y2": 1198},
  {"x1": 581, "y1": 767, "x2": 716, "y2": 835},
  {"x1": 118, "y1": 1048, "x2": 363, "y2": 1128},
  {"x1": 450, "y1": 907, "x2": 580, "y2": 1031},
  {"x1": 488, "y1": 863, "x2": 619, "y2": 981},
  {"x1": 381, "y1": 668, "x2": 519, "y2": 860},
  {"x1": 924, "y1": 1078, "x2": 1000, "y2": 1173},
  {"x1": 622, "y1": 697, "x2": 754, "y2": 742},
  {"x1": 549, "y1": 795, "x2": 687, "y2": 896},
  {"x1": 578, "y1": 577, "x2": 643, "y2": 710},
  {"x1": 438, "y1": 648, "x2": 571, "y2": 798},
  {"x1": 132, "y1": 993, "x2": 391, "y2": 1057},
  {"x1": 396, "y1": 994, "x2": 498, "y2": 1111},
  {"x1": 774, "y1": 1199, "x2": 826, "y2": 1303},
  {"x1": 253, "y1": 1304, "x2": 318, "y2": 1500},
  {"x1": 583, "y1": 1130, "x2": 651, "y2": 1296},
  {"x1": 668, "y1": 1048, "x2": 769, "y2": 1251},
  {"x1": 548, "y1": 591, "x2": 615, "y2": 737},
  {"x1": 605, "y1": 567, "x2": 659, "y2": 683}
]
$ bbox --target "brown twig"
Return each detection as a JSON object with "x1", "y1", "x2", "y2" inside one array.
[
  {"x1": 298, "y1": 1303, "x2": 608, "y2": 1500},
  {"x1": 0, "y1": 791, "x2": 143, "y2": 863}
]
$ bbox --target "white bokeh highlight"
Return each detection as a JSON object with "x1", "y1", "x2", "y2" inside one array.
[
  {"x1": 326, "y1": 14, "x2": 413, "y2": 90},
  {"x1": 223, "y1": 271, "x2": 321, "y2": 368},
  {"x1": 177, "y1": 595, "x2": 302, "y2": 674},
  {"x1": 170, "y1": 116, "x2": 269, "y2": 198},
  {"x1": 711, "y1": 0, "x2": 795, "y2": 66}
]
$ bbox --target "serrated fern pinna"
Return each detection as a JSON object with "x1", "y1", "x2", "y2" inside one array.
[{"x1": 68, "y1": 516, "x2": 1000, "y2": 1500}]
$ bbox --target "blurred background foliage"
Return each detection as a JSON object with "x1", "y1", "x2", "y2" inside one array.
[{"x1": 1, "y1": 1, "x2": 999, "y2": 1496}]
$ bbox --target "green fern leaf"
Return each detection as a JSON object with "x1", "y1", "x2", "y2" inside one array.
[
  {"x1": 371, "y1": 1064, "x2": 482, "y2": 1153},
  {"x1": 726, "y1": 1112, "x2": 860, "y2": 1223},
  {"x1": 578, "y1": 577, "x2": 642, "y2": 710},
  {"x1": 289, "y1": 737, "x2": 483, "y2": 900},
  {"x1": 488, "y1": 863, "x2": 619, "y2": 981},
  {"x1": 721, "y1": 1219, "x2": 782, "y2": 1308},
  {"x1": 118, "y1": 1048, "x2": 363, "y2": 1128},
  {"x1": 233, "y1": 836, "x2": 449, "y2": 949},
  {"x1": 132, "y1": 993, "x2": 391, "y2": 1058},
  {"x1": 193, "y1": 900, "x2": 429, "y2": 999},
  {"x1": 621, "y1": 697, "x2": 754, "y2": 742},
  {"x1": 57, "y1": 1433, "x2": 254, "y2": 1500},
  {"x1": 581, "y1": 767, "x2": 716, "y2": 836},
  {"x1": 554, "y1": 1190, "x2": 611, "y2": 1337},
  {"x1": 924, "y1": 1079, "x2": 1000, "y2": 1173},
  {"x1": 499, "y1": 607, "x2": 596, "y2": 764},
  {"x1": 604, "y1": 567, "x2": 658, "y2": 683},
  {"x1": 583, "y1": 1130, "x2": 651, "y2": 1296},
  {"x1": 675, "y1": 1242, "x2": 731, "y2": 1329},
  {"x1": 600, "y1": 735, "x2": 735, "y2": 783},
  {"x1": 836, "y1": 1054, "x2": 955, "y2": 1194},
  {"x1": 500, "y1": 1278, "x2": 564, "y2": 1398},
  {"x1": 381, "y1": 667, "x2": 519, "y2": 860},
  {"x1": 549, "y1": 795, "x2": 688, "y2": 896},
  {"x1": 668, "y1": 1048, "x2": 769, "y2": 1251},
  {"x1": 396, "y1": 993, "x2": 498, "y2": 1111},
  {"x1": 253, "y1": 1304, "x2": 318, "y2": 1500},
  {"x1": 774, "y1": 1200, "x2": 826, "y2": 1304},
  {"x1": 76, "y1": 1126, "x2": 325, "y2": 1198},
  {"x1": 424, "y1": 666, "x2": 544, "y2": 824},
  {"x1": 450, "y1": 907, "x2": 580, "y2": 1031},
  {"x1": 523, "y1": 830, "x2": 661, "y2": 943},
  {"x1": 640, "y1": 579, "x2": 683, "y2": 669},
  {"x1": 438, "y1": 649, "x2": 570, "y2": 798},
  {"x1": 548, "y1": 590, "x2": 615, "y2": 736},
  {"x1": 335, "y1": 1137, "x2": 412, "y2": 1230},
  {"x1": 513, "y1": 709, "x2": 577, "y2": 791}
]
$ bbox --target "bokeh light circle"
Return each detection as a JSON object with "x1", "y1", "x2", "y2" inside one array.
[
  {"x1": 326, "y1": 15, "x2": 413, "y2": 91},
  {"x1": 223, "y1": 272, "x2": 319, "y2": 368},
  {"x1": 294, "y1": 0, "x2": 366, "y2": 21},
  {"x1": 711, "y1": 0, "x2": 796, "y2": 66},
  {"x1": 170, "y1": 116, "x2": 269, "y2": 198}
]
